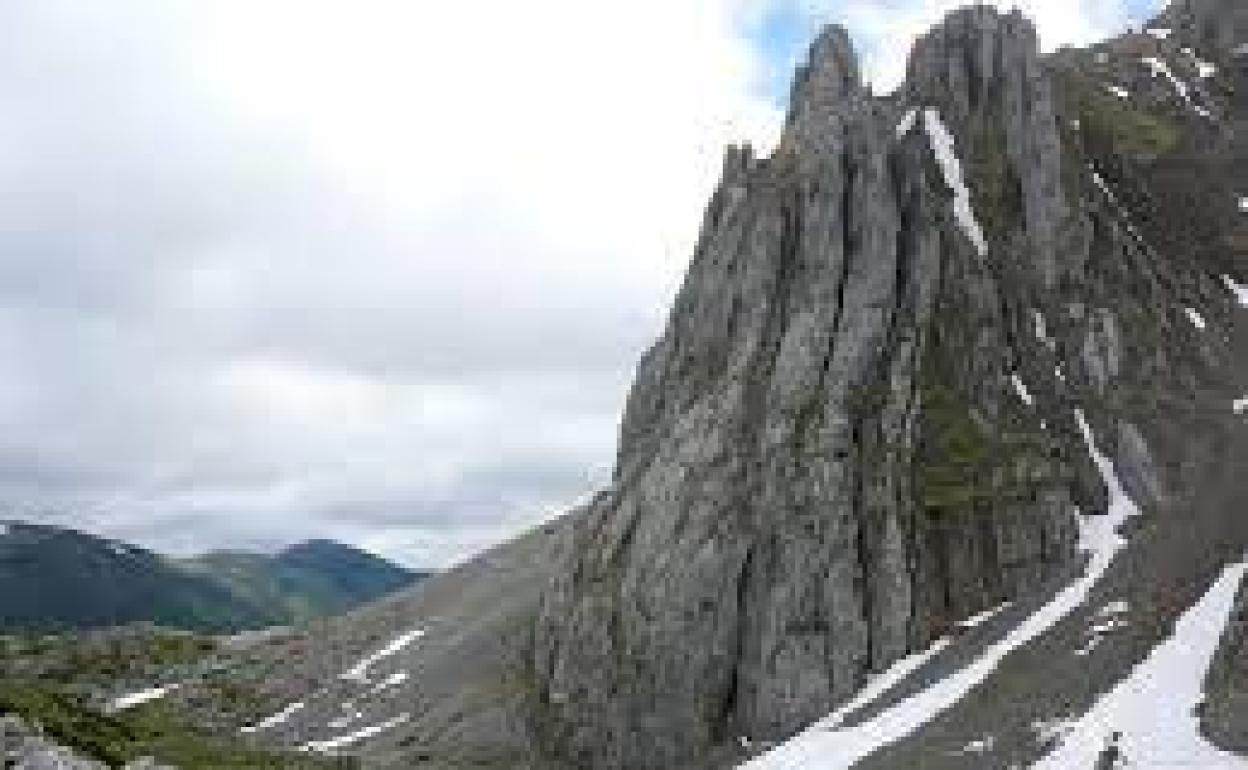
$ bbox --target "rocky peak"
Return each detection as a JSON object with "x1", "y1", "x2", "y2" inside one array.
[
  {"x1": 780, "y1": 24, "x2": 867, "y2": 158},
  {"x1": 532, "y1": 5, "x2": 1112, "y2": 767}
]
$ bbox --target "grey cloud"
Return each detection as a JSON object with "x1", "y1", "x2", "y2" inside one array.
[{"x1": 0, "y1": 2, "x2": 657, "y2": 567}]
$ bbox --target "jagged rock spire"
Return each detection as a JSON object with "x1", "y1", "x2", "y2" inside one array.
[{"x1": 781, "y1": 24, "x2": 866, "y2": 157}]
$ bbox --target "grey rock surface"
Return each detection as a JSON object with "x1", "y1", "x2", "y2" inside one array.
[
  {"x1": 530, "y1": 2, "x2": 1244, "y2": 768},
  {"x1": 1204, "y1": 581, "x2": 1248, "y2": 753},
  {"x1": 0, "y1": 715, "x2": 105, "y2": 770},
  {"x1": 0, "y1": 715, "x2": 177, "y2": 770},
  {"x1": 531, "y1": 8, "x2": 1099, "y2": 768}
]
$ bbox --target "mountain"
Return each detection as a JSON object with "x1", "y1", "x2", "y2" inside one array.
[
  {"x1": 211, "y1": 2, "x2": 1244, "y2": 767},
  {"x1": 0, "y1": 522, "x2": 274, "y2": 633},
  {"x1": 0, "y1": 522, "x2": 423, "y2": 633},
  {"x1": 180, "y1": 540, "x2": 424, "y2": 624}
]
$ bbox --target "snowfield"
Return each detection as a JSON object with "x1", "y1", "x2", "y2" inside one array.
[{"x1": 1032, "y1": 558, "x2": 1248, "y2": 768}]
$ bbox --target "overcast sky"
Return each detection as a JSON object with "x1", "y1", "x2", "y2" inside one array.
[{"x1": 0, "y1": 0, "x2": 1163, "y2": 567}]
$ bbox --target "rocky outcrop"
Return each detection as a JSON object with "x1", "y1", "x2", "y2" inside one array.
[
  {"x1": 0, "y1": 715, "x2": 172, "y2": 770},
  {"x1": 528, "y1": 8, "x2": 1138, "y2": 768}
]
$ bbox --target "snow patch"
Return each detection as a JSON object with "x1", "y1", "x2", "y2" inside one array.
[
  {"x1": 1233, "y1": 397, "x2": 1247, "y2": 415},
  {"x1": 1101, "y1": 600, "x2": 1129, "y2": 616},
  {"x1": 962, "y1": 736, "x2": 995, "y2": 754},
  {"x1": 1141, "y1": 56, "x2": 1208, "y2": 117},
  {"x1": 240, "y1": 701, "x2": 305, "y2": 734},
  {"x1": 895, "y1": 108, "x2": 918, "y2": 138},
  {"x1": 1142, "y1": 56, "x2": 1189, "y2": 101},
  {"x1": 1011, "y1": 375, "x2": 1035, "y2": 407},
  {"x1": 1146, "y1": 28, "x2": 1171, "y2": 40},
  {"x1": 922, "y1": 108, "x2": 987, "y2": 256},
  {"x1": 1183, "y1": 49, "x2": 1217, "y2": 78},
  {"x1": 367, "y1": 670, "x2": 409, "y2": 696},
  {"x1": 957, "y1": 603, "x2": 1011, "y2": 630},
  {"x1": 0, "y1": 522, "x2": 9, "y2": 537},
  {"x1": 328, "y1": 710, "x2": 363, "y2": 730},
  {"x1": 341, "y1": 628, "x2": 425, "y2": 683},
  {"x1": 108, "y1": 684, "x2": 179, "y2": 712},
  {"x1": 1033, "y1": 311, "x2": 1054, "y2": 350},
  {"x1": 1239, "y1": 198, "x2": 1248, "y2": 213},
  {"x1": 743, "y1": 410, "x2": 1138, "y2": 769},
  {"x1": 1184, "y1": 307, "x2": 1207, "y2": 330},
  {"x1": 1032, "y1": 718, "x2": 1076, "y2": 746},
  {"x1": 1090, "y1": 168, "x2": 1148, "y2": 245},
  {"x1": 1106, "y1": 85, "x2": 1130, "y2": 99},
  {"x1": 1032, "y1": 558, "x2": 1248, "y2": 769},
  {"x1": 299, "y1": 713, "x2": 410, "y2": 753},
  {"x1": 1222, "y1": 275, "x2": 1248, "y2": 307},
  {"x1": 1074, "y1": 601, "x2": 1130, "y2": 657}
]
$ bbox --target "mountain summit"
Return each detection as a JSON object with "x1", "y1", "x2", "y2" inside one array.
[{"x1": 217, "y1": 3, "x2": 1244, "y2": 767}]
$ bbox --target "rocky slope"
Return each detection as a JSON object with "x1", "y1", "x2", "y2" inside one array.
[{"x1": 233, "y1": 2, "x2": 1244, "y2": 767}]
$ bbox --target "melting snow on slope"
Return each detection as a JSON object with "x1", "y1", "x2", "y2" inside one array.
[
  {"x1": 1193, "y1": 57, "x2": 1217, "y2": 79},
  {"x1": 957, "y1": 602, "x2": 1011, "y2": 630},
  {"x1": 1074, "y1": 600, "x2": 1130, "y2": 657},
  {"x1": 806, "y1": 637, "x2": 952, "y2": 733},
  {"x1": 1223, "y1": 275, "x2": 1248, "y2": 307},
  {"x1": 1184, "y1": 308, "x2": 1207, "y2": 330},
  {"x1": 1141, "y1": 56, "x2": 1209, "y2": 118},
  {"x1": 1142, "y1": 57, "x2": 1189, "y2": 100},
  {"x1": 367, "y1": 670, "x2": 409, "y2": 696},
  {"x1": 962, "y1": 736, "x2": 996, "y2": 754},
  {"x1": 341, "y1": 628, "x2": 425, "y2": 683},
  {"x1": 299, "y1": 713, "x2": 411, "y2": 753},
  {"x1": 895, "y1": 108, "x2": 918, "y2": 138},
  {"x1": 744, "y1": 411, "x2": 1138, "y2": 769},
  {"x1": 108, "y1": 684, "x2": 179, "y2": 712},
  {"x1": 328, "y1": 709, "x2": 364, "y2": 730},
  {"x1": 241, "y1": 701, "x2": 306, "y2": 734},
  {"x1": 1033, "y1": 311, "x2": 1055, "y2": 350},
  {"x1": 922, "y1": 109, "x2": 987, "y2": 256},
  {"x1": 1011, "y1": 375, "x2": 1035, "y2": 407},
  {"x1": 1032, "y1": 558, "x2": 1248, "y2": 769}
]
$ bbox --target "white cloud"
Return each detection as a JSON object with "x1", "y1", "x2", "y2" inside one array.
[{"x1": 0, "y1": 0, "x2": 785, "y2": 566}]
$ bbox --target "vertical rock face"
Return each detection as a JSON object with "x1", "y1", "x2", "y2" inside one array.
[{"x1": 531, "y1": 9, "x2": 1115, "y2": 768}]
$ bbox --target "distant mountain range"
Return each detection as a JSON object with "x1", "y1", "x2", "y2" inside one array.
[{"x1": 0, "y1": 521, "x2": 427, "y2": 633}]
